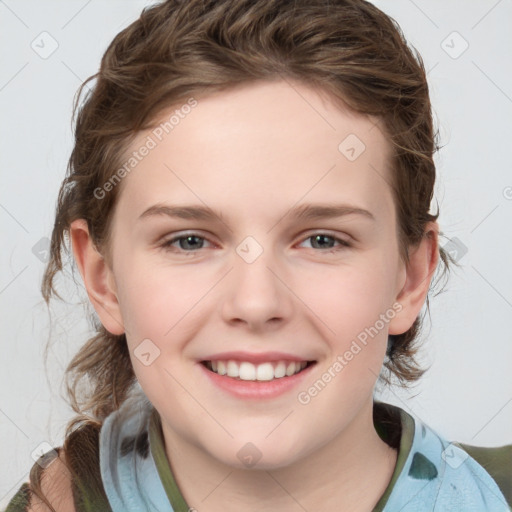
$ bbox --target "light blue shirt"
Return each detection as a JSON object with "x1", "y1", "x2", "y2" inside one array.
[{"x1": 99, "y1": 388, "x2": 510, "y2": 511}]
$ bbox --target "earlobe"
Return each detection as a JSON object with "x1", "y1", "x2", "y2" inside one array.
[
  {"x1": 388, "y1": 222, "x2": 440, "y2": 336},
  {"x1": 69, "y1": 219, "x2": 125, "y2": 335}
]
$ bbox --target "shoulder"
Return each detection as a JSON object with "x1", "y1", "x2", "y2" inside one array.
[
  {"x1": 383, "y1": 403, "x2": 512, "y2": 510},
  {"x1": 455, "y1": 441, "x2": 512, "y2": 508},
  {"x1": 4, "y1": 449, "x2": 75, "y2": 512},
  {"x1": 5, "y1": 419, "x2": 111, "y2": 512},
  {"x1": 30, "y1": 448, "x2": 75, "y2": 512},
  {"x1": 5, "y1": 400, "x2": 150, "y2": 512}
]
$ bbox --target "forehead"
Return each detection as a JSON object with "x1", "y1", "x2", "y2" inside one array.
[{"x1": 113, "y1": 79, "x2": 394, "y2": 226}]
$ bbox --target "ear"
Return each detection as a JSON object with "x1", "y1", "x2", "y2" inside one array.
[
  {"x1": 388, "y1": 221, "x2": 440, "y2": 335},
  {"x1": 69, "y1": 219, "x2": 125, "y2": 335}
]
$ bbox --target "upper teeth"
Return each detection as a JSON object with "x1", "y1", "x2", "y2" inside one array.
[{"x1": 206, "y1": 360, "x2": 308, "y2": 381}]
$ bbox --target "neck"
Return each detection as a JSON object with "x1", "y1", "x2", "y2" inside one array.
[{"x1": 162, "y1": 400, "x2": 398, "y2": 512}]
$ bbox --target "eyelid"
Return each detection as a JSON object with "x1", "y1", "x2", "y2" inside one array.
[
  {"x1": 299, "y1": 229, "x2": 352, "y2": 243},
  {"x1": 158, "y1": 229, "x2": 353, "y2": 253},
  {"x1": 296, "y1": 231, "x2": 352, "y2": 250},
  {"x1": 159, "y1": 230, "x2": 216, "y2": 247}
]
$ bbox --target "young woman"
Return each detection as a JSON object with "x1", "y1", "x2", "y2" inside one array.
[{"x1": 6, "y1": 1, "x2": 511, "y2": 510}]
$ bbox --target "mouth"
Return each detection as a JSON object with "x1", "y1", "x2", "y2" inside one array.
[{"x1": 200, "y1": 359, "x2": 317, "y2": 381}]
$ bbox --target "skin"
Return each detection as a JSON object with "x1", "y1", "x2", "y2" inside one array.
[{"x1": 71, "y1": 79, "x2": 439, "y2": 512}]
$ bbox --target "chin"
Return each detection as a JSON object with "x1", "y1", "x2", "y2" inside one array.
[{"x1": 210, "y1": 441, "x2": 305, "y2": 471}]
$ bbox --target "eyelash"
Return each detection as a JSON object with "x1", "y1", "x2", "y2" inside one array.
[{"x1": 159, "y1": 232, "x2": 352, "y2": 254}]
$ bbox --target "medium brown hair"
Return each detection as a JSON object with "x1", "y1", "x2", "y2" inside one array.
[{"x1": 30, "y1": 0, "x2": 455, "y2": 507}]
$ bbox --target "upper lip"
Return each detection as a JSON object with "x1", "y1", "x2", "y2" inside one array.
[{"x1": 200, "y1": 351, "x2": 315, "y2": 364}]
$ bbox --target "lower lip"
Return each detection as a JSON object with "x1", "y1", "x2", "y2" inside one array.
[{"x1": 199, "y1": 362, "x2": 316, "y2": 400}]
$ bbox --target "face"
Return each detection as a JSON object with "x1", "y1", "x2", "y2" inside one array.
[{"x1": 102, "y1": 79, "x2": 410, "y2": 469}]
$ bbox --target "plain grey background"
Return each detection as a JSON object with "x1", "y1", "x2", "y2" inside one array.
[{"x1": 1, "y1": 0, "x2": 511, "y2": 506}]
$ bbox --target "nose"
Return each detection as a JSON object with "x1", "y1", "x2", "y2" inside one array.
[{"x1": 220, "y1": 241, "x2": 294, "y2": 332}]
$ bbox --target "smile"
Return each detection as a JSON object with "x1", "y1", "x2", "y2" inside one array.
[{"x1": 201, "y1": 360, "x2": 315, "y2": 381}]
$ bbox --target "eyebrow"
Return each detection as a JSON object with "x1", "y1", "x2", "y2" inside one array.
[{"x1": 138, "y1": 202, "x2": 375, "y2": 223}]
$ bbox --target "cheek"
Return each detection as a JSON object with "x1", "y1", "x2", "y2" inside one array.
[
  {"x1": 114, "y1": 255, "x2": 215, "y2": 339},
  {"x1": 115, "y1": 245, "x2": 396, "y2": 347},
  {"x1": 297, "y1": 256, "x2": 395, "y2": 330},
  {"x1": 295, "y1": 256, "x2": 394, "y2": 388}
]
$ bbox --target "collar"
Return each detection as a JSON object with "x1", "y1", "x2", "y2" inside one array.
[
  {"x1": 372, "y1": 401, "x2": 509, "y2": 511},
  {"x1": 99, "y1": 392, "x2": 509, "y2": 511}
]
